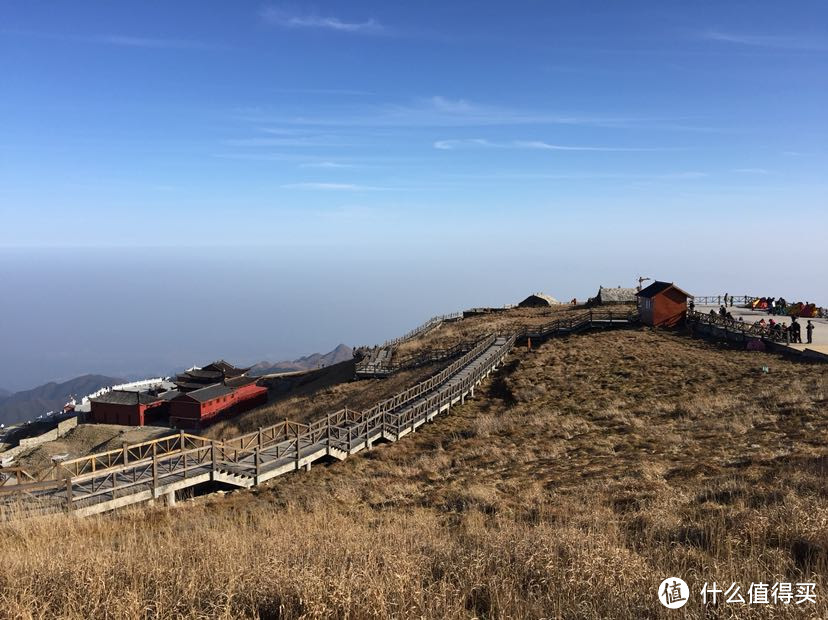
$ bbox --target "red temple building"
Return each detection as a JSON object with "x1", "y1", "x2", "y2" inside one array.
[
  {"x1": 168, "y1": 378, "x2": 267, "y2": 429},
  {"x1": 89, "y1": 390, "x2": 170, "y2": 426},
  {"x1": 89, "y1": 360, "x2": 267, "y2": 428}
]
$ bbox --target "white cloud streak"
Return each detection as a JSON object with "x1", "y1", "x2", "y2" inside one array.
[
  {"x1": 1, "y1": 29, "x2": 215, "y2": 50},
  {"x1": 261, "y1": 8, "x2": 383, "y2": 34},
  {"x1": 240, "y1": 95, "x2": 719, "y2": 132},
  {"x1": 97, "y1": 35, "x2": 212, "y2": 49},
  {"x1": 300, "y1": 161, "x2": 354, "y2": 169},
  {"x1": 281, "y1": 182, "x2": 387, "y2": 191},
  {"x1": 434, "y1": 138, "x2": 658, "y2": 152},
  {"x1": 702, "y1": 30, "x2": 828, "y2": 51}
]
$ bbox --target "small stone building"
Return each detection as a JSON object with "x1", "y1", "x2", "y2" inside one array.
[
  {"x1": 518, "y1": 293, "x2": 560, "y2": 308},
  {"x1": 636, "y1": 281, "x2": 691, "y2": 327},
  {"x1": 589, "y1": 286, "x2": 638, "y2": 306}
]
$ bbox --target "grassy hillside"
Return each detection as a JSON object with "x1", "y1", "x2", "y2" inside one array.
[{"x1": 1, "y1": 327, "x2": 826, "y2": 618}]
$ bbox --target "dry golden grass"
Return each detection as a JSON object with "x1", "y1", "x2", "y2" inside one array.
[
  {"x1": 1, "y1": 327, "x2": 827, "y2": 619},
  {"x1": 394, "y1": 305, "x2": 618, "y2": 356}
]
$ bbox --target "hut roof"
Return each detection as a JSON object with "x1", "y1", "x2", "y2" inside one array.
[
  {"x1": 518, "y1": 293, "x2": 560, "y2": 307},
  {"x1": 176, "y1": 384, "x2": 235, "y2": 403},
  {"x1": 597, "y1": 286, "x2": 637, "y2": 303},
  {"x1": 636, "y1": 281, "x2": 690, "y2": 299},
  {"x1": 91, "y1": 390, "x2": 160, "y2": 406}
]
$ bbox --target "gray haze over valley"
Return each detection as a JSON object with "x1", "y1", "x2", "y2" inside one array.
[{"x1": 0, "y1": 245, "x2": 823, "y2": 392}]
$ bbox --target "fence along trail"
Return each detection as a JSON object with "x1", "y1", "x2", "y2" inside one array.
[{"x1": 0, "y1": 309, "x2": 637, "y2": 519}]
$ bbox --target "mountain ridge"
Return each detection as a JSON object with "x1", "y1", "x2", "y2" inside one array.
[
  {"x1": 249, "y1": 344, "x2": 353, "y2": 376},
  {"x1": 0, "y1": 374, "x2": 124, "y2": 427}
]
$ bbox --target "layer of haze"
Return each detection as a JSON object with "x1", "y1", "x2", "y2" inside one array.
[{"x1": 1, "y1": 242, "x2": 824, "y2": 392}]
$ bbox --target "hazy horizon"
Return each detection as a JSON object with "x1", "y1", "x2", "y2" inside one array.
[{"x1": 1, "y1": 245, "x2": 824, "y2": 392}]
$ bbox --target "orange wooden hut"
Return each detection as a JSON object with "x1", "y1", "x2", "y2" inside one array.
[{"x1": 636, "y1": 281, "x2": 690, "y2": 327}]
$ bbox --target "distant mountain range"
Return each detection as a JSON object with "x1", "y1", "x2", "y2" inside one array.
[
  {"x1": 0, "y1": 374, "x2": 123, "y2": 427},
  {"x1": 249, "y1": 344, "x2": 353, "y2": 376}
]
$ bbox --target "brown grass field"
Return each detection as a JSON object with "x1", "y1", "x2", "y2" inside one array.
[{"x1": 1, "y1": 325, "x2": 827, "y2": 619}]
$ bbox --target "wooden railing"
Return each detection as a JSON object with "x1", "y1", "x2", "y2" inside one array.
[
  {"x1": 687, "y1": 310, "x2": 789, "y2": 343},
  {"x1": 356, "y1": 312, "x2": 465, "y2": 376},
  {"x1": 356, "y1": 340, "x2": 475, "y2": 377},
  {"x1": 381, "y1": 312, "x2": 462, "y2": 348},
  {"x1": 28, "y1": 432, "x2": 214, "y2": 481},
  {"x1": 512, "y1": 309, "x2": 639, "y2": 341}
]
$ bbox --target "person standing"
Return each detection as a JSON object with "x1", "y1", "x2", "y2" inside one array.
[
  {"x1": 792, "y1": 319, "x2": 803, "y2": 343},
  {"x1": 807, "y1": 320, "x2": 815, "y2": 344},
  {"x1": 724, "y1": 293, "x2": 729, "y2": 307}
]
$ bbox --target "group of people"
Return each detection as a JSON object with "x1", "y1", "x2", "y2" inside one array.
[
  {"x1": 710, "y1": 305, "x2": 816, "y2": 344},
  {"x1": 751, "y1": 295, "x2": 824, "y2": 319}
]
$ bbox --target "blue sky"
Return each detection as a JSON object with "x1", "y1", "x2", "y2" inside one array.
[{"x1": 0, "y1": 1, "x2": 826, "y2": 389}]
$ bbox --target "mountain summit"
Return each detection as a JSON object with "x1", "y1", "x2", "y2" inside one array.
[{"x1": 249, "y1": 344, "x2": 353, "y2": 376}]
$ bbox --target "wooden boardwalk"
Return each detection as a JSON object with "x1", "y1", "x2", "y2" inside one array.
[
  {"x1": 0, "y1": 310, "x2": 638, "y2": 519},
  {"x1": 354, "y1": 312, "x2": 463, "y2": 378},
  {"x1": 1, "y1": 335, "x2": 512, "y2": 518}
]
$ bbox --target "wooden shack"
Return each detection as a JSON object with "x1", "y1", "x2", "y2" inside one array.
[{"x1": 636, "y1": 281, "x2": 690, "y2": 327}]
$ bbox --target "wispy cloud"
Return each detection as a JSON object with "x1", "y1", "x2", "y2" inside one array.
[
  {"x1": 261, "y1": 7, "x2": 384, "y2": 34},
  {"x1": 239, "y1": 95, "x2": 719, "y2": 132},
  {"x1": 702, "y1": 30, "x2": 828, "y2": 52},
  {"x1": 733, "y1": 168, "x2": 770, "y2": 174},
  {"x1": 450, "y1": 171, "x2": 709, "y2": 181},
  {"x1": 269, "y1": 87, "x2": 374, "y2": 96},
  {"x1": 281, "y1": 182, "x2": 387, "y2": 191},
  {"x1": 1, "y1": 29, "x2": 214, "y2": 50},
  {"x1": 225, "y1": 134, "x2": 353, "y2": 147},
  {"x1": 434, "y1": 138, "x2": 658, "y2": 152},
  {"x1": 97, "y1": 35, "x2": 213, "y2": 49},
  {"x1": 299, "y1": 161, "x2": 354, "y2": 169}
]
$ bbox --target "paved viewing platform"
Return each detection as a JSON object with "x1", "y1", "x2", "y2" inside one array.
[{"x1": 696, "y1": 304, "x2": 828, "y2": 356}]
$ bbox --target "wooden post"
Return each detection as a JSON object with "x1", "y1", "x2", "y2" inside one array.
[
  {"x1": 254, "y1": 448, "x2": 260, "y2": 482},
  {"x1": 295, "y1": 434, "x2": 301, "y2": 470},
  {"x1": 122, "y1": 442, "x2": 129, "y2": 466},
  {"x1": 258, "y1": 426, "x2": 263, "y2": 450},
  {"x1": 326, "y1": 414, "x2": 331, "y2": 451},
  {"x1": 65, "y1": 478, "x2": 73, "y2": 512},
  {"x1": 152, "y1": 454, "x2": 158, "y2": 496},
  {"x1": 179, "y1": 430, "x2": 185, "y2": 450}
]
